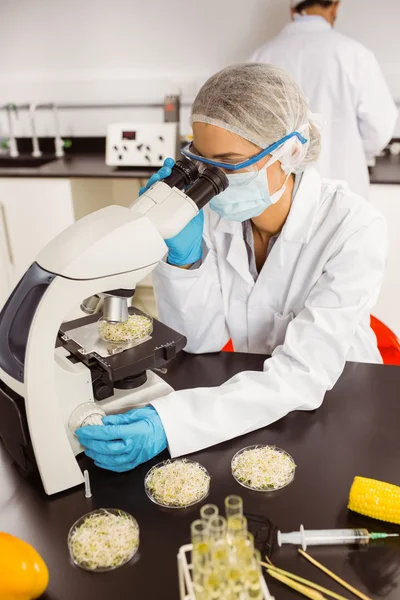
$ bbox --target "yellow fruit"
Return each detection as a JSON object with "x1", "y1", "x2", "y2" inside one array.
[
  {"x1": 0, "y1": 532, "x2": 49, "y2": 599},
  {"x1": 348, "y1": 476, "x2": 400, "y2": 524}
]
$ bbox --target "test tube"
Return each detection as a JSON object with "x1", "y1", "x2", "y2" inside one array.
[
  {"x1": 200, "y1": 504, "x2": 219, "y2": 525},
  {"x1": 208, "y1": 515, "x2": 228, "y2": 576},
  {"x1": 212, "y1": 543, "x2": 229, "y2": 568},
  {"x1": 227, "y1": 515, "x2": 248, "y2": 540},
  {"x1": 225, "y1": 495, "x2": 243, "y2": 520},
  {"x1": 232, "y1": 533, "x2": 254, "y2": 568},
  {"x1": 226, "y1": 566, "x2": 244, "y2": 597},
  {"x1": 205, "y1": 572, "x2": 223, "y2": 600},
  {"x1": 83, "y1": 470, "x2": 92, "y2": 498},
  {"x1": 193, "y1": 567, "x2": 208, "y2": 600},
  {"x1": 228, "y1": 531, "x2": 251, "y2": 566},
  {"x1": 208, "y1": 516, "x2": 227, "y2": 542},
  {"x1": 244, "y1": 550, "x2": 263, "y2": 600},
  {"x1": 192, "y1": 520, "x2": 209, "y2": 544},
  {"x1": 191, "y1": 520, "x2": 210, "y2": 561},
  {"x1": 191, "y1": 520, "x2": 210, "y2": 600}
]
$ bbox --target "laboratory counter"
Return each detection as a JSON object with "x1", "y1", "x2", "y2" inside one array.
[
  {"x1": 0, "y1": 153, "x2": 156, "y2": 179},
  {"x1": 1, "y1": 351, "x2": 400, "y2": 599},
  {"x1": 369, "y1": 152, "x2": 400, "y2": 185},
  {"x1": 0, "y1": 137, "x2": 156, "y2": 179},
  {"x1": 0, "y1": 136, "x2": 399, "y2": 184}
]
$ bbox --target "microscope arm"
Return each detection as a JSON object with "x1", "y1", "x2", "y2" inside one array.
[{"x1": 129, "y1": 181, "x2": 199, "y2": 240}]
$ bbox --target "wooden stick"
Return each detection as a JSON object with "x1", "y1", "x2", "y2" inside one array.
[
  {"x1": 298, "y1": 550, "x2": 371, "y2": 600},
  {"x1": 267, "y1": 569, "x2": 327, "y2": 599},
  {"x1": 260, "y1": 562, "x2": 349, "y2": 600}
]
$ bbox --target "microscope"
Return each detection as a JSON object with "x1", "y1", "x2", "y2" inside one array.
[{"x1": 0, "y1": 158, "x2": 228, "y2": 495}]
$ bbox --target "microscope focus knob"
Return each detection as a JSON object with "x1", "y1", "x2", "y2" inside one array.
[{"x1": 93, "y1": 380, "x2": 113, "y2": 401}]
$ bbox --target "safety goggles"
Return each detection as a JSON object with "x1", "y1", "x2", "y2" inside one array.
[{"x1": 181, "y1": 131, "x2": 308, "y2": 172}]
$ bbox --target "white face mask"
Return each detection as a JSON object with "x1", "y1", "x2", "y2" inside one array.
[{"x1": 209, "y1": 157, "x2": 290, "y2": 222}]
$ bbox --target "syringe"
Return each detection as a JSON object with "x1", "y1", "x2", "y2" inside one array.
[{"x1": 277, "y1": 525, "x2": 399, "y2": 551}]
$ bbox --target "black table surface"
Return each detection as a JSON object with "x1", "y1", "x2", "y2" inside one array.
[{"x1": 1, "y1": 352, "x2": 400, "y2": 599}]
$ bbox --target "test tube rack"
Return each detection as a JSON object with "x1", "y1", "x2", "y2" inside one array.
[{"x1": 177, "y1": 544, "x2": 274, "y2": 600}]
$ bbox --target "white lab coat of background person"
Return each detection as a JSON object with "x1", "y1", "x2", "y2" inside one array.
[
  {"x1": 150, "y1": 168, "x2": 387, "y2": 457},
  {"x1": 249, "y1": 17, "x2": 398, "y2": 199}
]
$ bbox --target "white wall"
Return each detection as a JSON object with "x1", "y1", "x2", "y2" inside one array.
[{"x1": 0, "y1": 0, "x2": 399, "y2": 138}]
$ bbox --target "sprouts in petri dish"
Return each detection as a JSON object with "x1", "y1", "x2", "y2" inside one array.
[
  {"x1": 80, "y1": 413, "x2": 104, "y2": 427},
  {"x1": 68, "y1": 509, "x2": 139, "y2": 571},
  {"x1": 98, "y1": 314, "x2": 152, "y2": 343},
  {"x1": 231, "y1": 445, "x2": 296, "y2": 491},
  {"x1": 145, "y1": 459, "x2": 210, "y2": 508},
  {"x1": 69, "y1": 402, "x2": 106, "y2": 434}
]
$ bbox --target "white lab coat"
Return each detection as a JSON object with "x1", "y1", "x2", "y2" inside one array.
[
  {"x1": 151, "y1": 169, "x2": 387, "y2": 457},
  {"x1": 249, "y1": 17, "x2": 398, "y2": 199}
]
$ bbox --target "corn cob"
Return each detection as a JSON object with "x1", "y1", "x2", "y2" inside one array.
[{"x1": 348, "y1": 476, "x2": 400, "y2": 524}]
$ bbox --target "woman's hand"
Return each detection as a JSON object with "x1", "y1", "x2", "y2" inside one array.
[
  {"x1": 165, "y1": 210, "x2": 204, "y2": 267},
  {"x1": 139, "y1": 157, "x2": 175, "y2": 196},
  {"x1": 76, "y1": 406, "x2": 167, "y2": 473}
]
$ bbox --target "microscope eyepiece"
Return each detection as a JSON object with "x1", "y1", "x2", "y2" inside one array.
[
  {"x1": 161, "y1": 157, "x2": 199, "y2": 190},
  {"x1": 160, "y1": 157, "x2": 228, "y2": 210},
  {"x1": 185, "y1": 166, "x2": 229, "y2": 209}
]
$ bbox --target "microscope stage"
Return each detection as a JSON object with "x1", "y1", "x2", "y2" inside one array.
[
  {"x1": 59, "y1": 309, "x2": 187, "y2": 383},
  {"x1": 66, "y1": 320, "x2": 149, "y2": 359}
]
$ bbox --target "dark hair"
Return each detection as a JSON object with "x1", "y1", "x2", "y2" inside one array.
[{"x1": 294, "y1": 0, "x2": 334, "y2": 12}]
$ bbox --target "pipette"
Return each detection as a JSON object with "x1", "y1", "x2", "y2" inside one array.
[{"x1": 278, "y1": 525, "x2": 399, "y2": 551}]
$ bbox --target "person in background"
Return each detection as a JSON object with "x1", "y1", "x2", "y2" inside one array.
[
  {"x1": 249, "y1": 0, "x2": 398, "y2": 199},
  {"x1": 76, "y1": 64, "x2": 387, "y2": 473}
]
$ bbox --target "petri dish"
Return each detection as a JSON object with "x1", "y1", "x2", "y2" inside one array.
[
  {"x1": 144, "y1": 459, "x2": 211, "y2": 509},
  {"x1": 231, "y1": 445, "x2": 296, "y2": 492},
  {"x1": 98, "y1": 314, "x2": 153, "y2": 344},
  {"x1": 68, "y1": 508, "x2": 139, "y2": 572},
  {"x1": 68, "y1": 402, "x2": 106, "y2": 433}
]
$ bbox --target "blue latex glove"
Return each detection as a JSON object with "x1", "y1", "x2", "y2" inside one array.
[
  {"x1": 165, "y1": 210, "x2": 204, "y2": 266},
  {"x1": 138, "y1": 157, "x2": 204, "y2": 266},
  {"x1": 139, "y1": 157, "x2": 175, "y2": 196},
  {"x1": 75, "y1": 405, "x2": 167, "y2": 473}
]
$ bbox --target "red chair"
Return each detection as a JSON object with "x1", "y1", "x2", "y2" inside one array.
[
  {"x1": 371, "y1": 316, "x2": 400, "y2": 366},
  {"x1": 223, "y1": 318, "x2": 400, "y2": 366}
]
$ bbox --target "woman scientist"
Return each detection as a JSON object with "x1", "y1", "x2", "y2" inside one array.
[{"x1": 77, "y1": 64, "x2": 387, "y2": 472}]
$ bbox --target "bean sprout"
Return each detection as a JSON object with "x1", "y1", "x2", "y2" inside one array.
[
  {"x1": 231, "y1": 446, "x2": 295, "y2": 491},
  {"x1": 145, "y1": 460, "x2": 210, "y2": 508},
  {"x1": 98, "y1": 314, "x2": 152, "y2": 343},
  {"x1": 68, "y1": 510, "x2": 139, "y2": 570}
]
